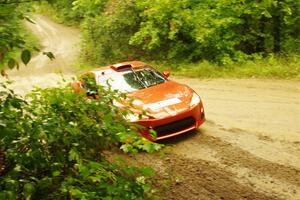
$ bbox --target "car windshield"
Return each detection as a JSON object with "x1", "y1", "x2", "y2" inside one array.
[{"x1": 97, "y1": 66, "x2": 167, "y2": 92}]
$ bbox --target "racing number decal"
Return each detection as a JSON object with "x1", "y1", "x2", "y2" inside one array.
[{"x1": 147, "y1": 98, "x2": 181, "y2": 110}]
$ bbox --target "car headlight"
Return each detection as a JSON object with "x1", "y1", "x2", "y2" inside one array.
[{"x1": 190, "y1": 92, "x2": 201, "y2": 107}]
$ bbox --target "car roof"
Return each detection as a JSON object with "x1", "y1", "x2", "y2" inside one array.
[{"x1": 90, "y1": 61, "x2": 147, "y2": 74}]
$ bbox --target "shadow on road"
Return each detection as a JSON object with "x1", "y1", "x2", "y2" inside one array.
[{"x1": 157, "y1": 129, "x2": 203, "y2": 145}]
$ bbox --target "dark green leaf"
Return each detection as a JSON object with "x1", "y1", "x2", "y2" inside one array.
[
  {"x1": 21, "y1": 49, "x2": 31, "y2": 65},
  {"x1": 24, "y1": 16, "x2": 35, "y2": 24},
  {"x1": 8, "y1": 58, "x2": 16, "y2": 69},
  {"x1": 52, "y1": 171, "x2": 61, "y2": 177},
  {"x1": 33, "y1": 46, "x2": 40, "y2": 52},
  {"x1": 23, "y1": 183, "x2": 35, "y2": 198},
  {"x1": 43, "y1": 52, "x2": 55, "y2": 60}
]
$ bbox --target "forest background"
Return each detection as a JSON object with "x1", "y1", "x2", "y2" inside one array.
[{"x1": 1, "y1": 0, "x2": 300, "y2": 78}]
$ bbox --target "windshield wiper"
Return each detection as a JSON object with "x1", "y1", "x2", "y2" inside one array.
[{"x1": 130, "y1": 68, "x2": 148, "y2": 88}]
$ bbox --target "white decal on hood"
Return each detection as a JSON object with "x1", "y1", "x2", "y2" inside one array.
[{"x1": 147, "y1": 98, "x2": 181, "y2": 110}]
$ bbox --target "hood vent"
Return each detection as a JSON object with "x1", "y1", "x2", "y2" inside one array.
[{"x1": 110, "y1": 64, "x2": 132, "y2": 71}]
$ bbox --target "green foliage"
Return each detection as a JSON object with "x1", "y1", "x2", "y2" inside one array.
[
  {"x1": 72, "y1": 0, "x2": 108, "y2": 17},
  {"x1": 0, "y1": 0, "x2": 54, "y2": 71},
  {"x1": 0, "y1": 81, "x2": 161, "y2": 199},
  {"x1": 45, "y1": 0, "x2": 83, "y2": 25},
  {"x1": 130, "y1": 0, "x2": 197, "y2": 60},
  {"x1": 21, "y1": 49, "x2": 31, "y2": 65},
  {"x1": 0, "y1": 1, "x2": 36, "y2": 70},
  {"x1": 48, "y1": 0, "x2": 300, "y2": 65},
  {"x1": 131, "y1": 0, "x2": 300, "y2": 63},
  {"x1": 79, "y1": 0, "x2": 142, "y2": 65}
]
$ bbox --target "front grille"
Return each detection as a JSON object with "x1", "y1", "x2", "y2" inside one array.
[{"x1": 153, "y1": 117, "x2": 195, "y2": 137}]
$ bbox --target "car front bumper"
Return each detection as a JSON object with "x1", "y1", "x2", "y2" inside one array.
[{"x1": 135, "y1": 102, "x2": 205, "y2": 141}]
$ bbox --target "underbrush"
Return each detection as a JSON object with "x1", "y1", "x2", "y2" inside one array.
[
  {"x1": 35, "y1": 2, "x2": 81, "y2": 26},
  {"x1": 150, "y1": 55, "x2": 300, "y2": 79},
  {"x1": 0, "y1": 81, "x2": 161, "y2": 199}
]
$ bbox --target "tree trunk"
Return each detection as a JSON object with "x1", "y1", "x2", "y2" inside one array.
[
  {"x1": 273, "y1": 2, "x2": 281, "y2": 53},
  {"x1": 257, "y1": 16, "x2": 267, "y2": 53}
]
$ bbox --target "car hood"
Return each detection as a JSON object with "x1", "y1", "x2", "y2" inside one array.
[{"x1": 127, "y1": 81, "x2": 193, "y2": 119}]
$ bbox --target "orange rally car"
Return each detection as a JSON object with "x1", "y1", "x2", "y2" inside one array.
[{"x1": 72, "y1": 61, "x2": 205, "y2": 141}]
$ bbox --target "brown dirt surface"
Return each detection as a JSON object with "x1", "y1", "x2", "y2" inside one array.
[{"x1": 2, "y1": 15, "x2": 300, "y2": 199}]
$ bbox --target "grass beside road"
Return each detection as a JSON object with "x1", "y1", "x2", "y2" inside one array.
[
  {"x1": 151, "y1": 55, "x2": 300, "y2": 80},
  {"x1": 76, "y1": 55, "x2": 300, "y2": 80}
]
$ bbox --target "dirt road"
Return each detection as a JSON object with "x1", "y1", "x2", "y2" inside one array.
[
  {"x1": 5, "y1": 15, "x2": 80, "y2": 95},
  {"x1": 5, "y1": 16, "x2": 300, "y2": 199}
]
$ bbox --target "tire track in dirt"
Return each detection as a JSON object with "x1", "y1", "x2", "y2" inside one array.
[
  {"x1": 162, "y1": 157, "x2": 283, "y2": 200},
  {"x1": 175, "y1": 78, "x2": 300, "y2": 143},
  {"x1": 203, "y1": 121, "x2": 300, "y2": 170},
  {"x1": 166, "y1": 118, "x2": 300, "y2": 198},
  {"x1": 106, "y1": 123, "x2": 300, "y2": 199},
  {"x1": 172, "y1": 130, "x2": 300, "y2": 199},
  {"x1": 105, "y1": 148, "x2": 283, "y2": 200}
]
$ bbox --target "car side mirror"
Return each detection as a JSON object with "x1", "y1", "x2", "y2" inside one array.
[{"x1": 163, "y1": 71, "x2": 170, "y2": 78}]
